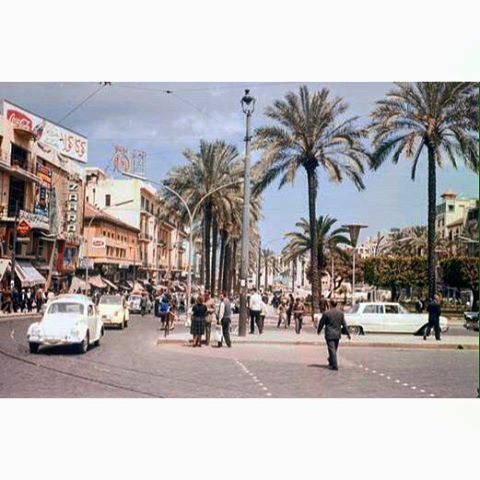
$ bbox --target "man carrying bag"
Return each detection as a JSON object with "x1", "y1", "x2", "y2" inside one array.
[{"x1": 217, "y1": 293, "x2": 232, "y2": 348}]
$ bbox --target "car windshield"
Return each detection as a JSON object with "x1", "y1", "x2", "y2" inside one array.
[
  {"x1": 48, "y1": 302, "x2": 84, "y2": 315},
  {"x1": 349, "y1": 304, "x2": 361, "y2": 313},
  {"x1": 100, "y1": 295, "x2": 122, "y2": 305}
]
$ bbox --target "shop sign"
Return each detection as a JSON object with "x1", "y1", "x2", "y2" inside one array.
[
  {"x1": 35, "y1": 163, "x2": 52, "y2": 218},
  {"x1": 2, "y1": 100, "x2": 88, "y2": 163},
  {"x1": 78, "y1": 257, "x2": 94, "y2": 270},
  {"x1": 66, "y1": 181, "x2": 80, "y2": 233},
  {"x1": 17, "y1": 219, "x2": 31, "y2": 236},
  {"x1": 91, "y1": 237, "x2": 106, "y2": 248},
  {"x1": 19, "y1": 210, "x2": 49, "y2": 230}
]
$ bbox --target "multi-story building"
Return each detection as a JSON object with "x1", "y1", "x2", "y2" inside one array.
[
  {"x1": 436, "y1": 189, "x2": 478, "y2": 241},
  {"x1": 0, "y1": 100, "x2": 87, "y2": 291},
  {"x1": 83, "y1": 202, "x2": 140, "y2": 285},
  {"x1": 84, "y1": 167, "x2": 188, "y2": 283}
]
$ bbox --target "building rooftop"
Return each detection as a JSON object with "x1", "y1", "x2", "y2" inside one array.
[{"x1": 84, "y1": 202, "x2": 140, "y2": 232}]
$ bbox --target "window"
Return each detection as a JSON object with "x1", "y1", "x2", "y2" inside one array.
[
  {"x1": 88, "y1": 305, "x2": 94, "y2": 316},
  {"x1": 141, "y1": 196, "x2": 145, "y2": 210},
  {"x1": 105, "y1": 194, "x2": 111, "y2": 207},
  {"x1": 385, "y1": 305, "x2": 399, "y2": 314},
  {"x1": 11, "y1": 144, "x2": 29, "y2": 169},
  {"x1": 48, "y1": 302, "x2": 84, "y2": 315},
  {"x1": 364, "y1": 304, "x2": 384, "y2": 314},
  {"x1": 38, "y1": 239, "x2": 44, "y2": 257},
  {"x1": 448, "y1": 204, "x2": 454, "y2": 212}
]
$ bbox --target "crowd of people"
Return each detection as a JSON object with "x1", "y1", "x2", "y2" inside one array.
[{"x1": 0, "y1": 285, "x2": 56, "y2": 315}]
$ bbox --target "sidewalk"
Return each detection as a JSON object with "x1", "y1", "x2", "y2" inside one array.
[{"x1": 157, "y1": 322, "x2": 478, "y2": 351}]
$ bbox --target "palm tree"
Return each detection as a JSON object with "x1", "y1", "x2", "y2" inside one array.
[
  {"x1": 261, "y1": 248, "x2": 277, "y2": 291},
  {"x1": 163, "y1": 139, "x2": 243, "y2": 292},
  {"x1": 370, "y1": 82, "x2": 479, "y2": 299},
  {"x1": 253, "y1": 85, "x2": 370, "y2": 312},
  {"x1": 282, "y1": 215, "x2": 350, "y2": 293}
]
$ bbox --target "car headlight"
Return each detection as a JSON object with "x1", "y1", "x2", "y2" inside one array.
[{"x1": 30, "y1": 325, "x2": 42, "y2": 336}]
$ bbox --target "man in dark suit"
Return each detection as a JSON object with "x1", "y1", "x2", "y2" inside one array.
[
  {"x1": 424, "y1": 294, "x2": 442, "y2": 341},
  {"x1": 317, "y1": 300, "x2": 351, "y2": 370}
]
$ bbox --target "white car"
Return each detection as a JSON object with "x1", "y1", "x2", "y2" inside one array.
[
  {"x1": 345, "y1": 302, "x2": 449, "y2": 335},
  {"x1": 27, "y1": 294, "x2": 104, "y2": 354},
  {"x1": 99, "y1": 294, "x2": 129, "y2": 328}
]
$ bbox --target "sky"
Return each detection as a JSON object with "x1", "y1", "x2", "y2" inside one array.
[{"x1": 0, "y1": 82, "x2": 478, "y2": 253}]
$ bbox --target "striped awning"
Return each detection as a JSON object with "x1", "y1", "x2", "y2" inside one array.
[{"x1": 0, "y1": 259, "x2": 11, "y2": 282}]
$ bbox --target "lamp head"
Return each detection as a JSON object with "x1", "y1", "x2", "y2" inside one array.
[{"x1": 241, "y1": 89, "x2": 255, "y2": 114}]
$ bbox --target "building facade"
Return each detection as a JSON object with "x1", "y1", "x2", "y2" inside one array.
[
  {"x1": 0, "y1": 100, "x2": 87, "y2": 291},
  {"x1": 83, "y1": 203, "x2": 140, "y2": 285}
]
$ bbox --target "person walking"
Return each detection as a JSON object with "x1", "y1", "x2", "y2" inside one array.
[
  {"x1": 277, "y1": 296, "x2": 288, "y2": 328},
  {"x1": 293, "y1": 297, "x2": 305, "y2": 334},
  {"x1": 286, "y1": 293, "x2": 294, "y2": 328},
  {"x1": 317, "y1": 300, "x2": 351, "y2": 370},
  {"x1": 190, "y1": 295, "x2": 207, "y2": 347},
  {"x1": 26, "y1": 288, "x2": 33, "y2": 312},
  {"x1": 424, "y1": 294, "x2": 442, "y2": 341},
  {"x1": 204, "y1": 291, "x2": 215, "y2": 346},
  {"x1": 415, "y1": 297, "x2": 424, "y2": 313},
  {"x1": 248, "y1": 288, "x2": 262, "y2": 334},
  {"x1": 217, "y1": 293, "x2": 232, "y2": 347},
  {"x1": 35, "y1": 287, "x2": 44, "y2": 313},
  {"x1": 259, "y1": 297, "x2": 267, "y2": 334},
  {"x1": 140, "y1": 293, "x2": 148, "y2": 316}
]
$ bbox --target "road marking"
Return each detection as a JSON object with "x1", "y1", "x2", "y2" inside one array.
[
  {"x1": 372, "y1": 370, "x2": 377, "y2": 373},
  {"x1": 402, "y1": 383, "x2": 409, "y2": 387},
  {"x1": 411, "y1": 386, "x2": 417, "y2": 390},
  {"x1": 379, "y1": 373, "x2": 384, "y2": 377},
  {"x1": 420, "y1": 389, "x2": 425, "y2": 393},
  {"x1": 386, "y1": 376, "x2": 391, "y2": 380},
  {"x1": 235, "y1": 358, "x2": 272, "y2": 398}
]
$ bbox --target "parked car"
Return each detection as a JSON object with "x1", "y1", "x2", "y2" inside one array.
[
  {"x1": 128, "y1": 294, "x2": 152, "y2": 314},
  {"x1": 463, "y1": 311, "x2": 479, "y2": 331},
  {"x1": 343, "y1": 302, "x2": 449, "y2": 335},
  {"x1": 99, "y1": 294, "x2": 129, "y2": 329},
  {"x1": 27, "y1": 294, "x2": 104, "y2": 354}
]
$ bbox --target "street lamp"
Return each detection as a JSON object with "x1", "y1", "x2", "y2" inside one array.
[
  {"x1": 238, "y1": 89, "x2": 256, "y2": 337},
  {"x1": 84, "y1": 199, "x2": 134, "y2": 289},
  {"x1": 120, "y1": 170, "x2": 242, "y2": 331},
  {"x1": 342, "y1": 223, "x2": 367, "y2": 306}
]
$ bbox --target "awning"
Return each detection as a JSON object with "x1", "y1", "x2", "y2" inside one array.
[
  {"x1": 15, "y1": 261, "x2": 46, "y2": 287},
  {"x1": 0, "y1": 259, "x2": 11, "y2": 282},
  {"x1": 101, "y1": 277, "x2": 118, "y2": 290},
  {"x1": 88, "y1": 275, "x2": 107, "y2": 289},
  {"x1": 69, "y1": 276, "x2": 90, "y2": 293}
]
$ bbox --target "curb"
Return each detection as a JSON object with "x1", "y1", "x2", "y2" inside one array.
[
  {"x1": 0, "y1": 314, "x2": 42, "y2": 323},
  {"x1": 156, "y1": 338, "x2": 478, "y2": 351}
]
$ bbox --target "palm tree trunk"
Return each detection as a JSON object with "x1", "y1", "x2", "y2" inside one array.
[
  {"x1": 218, "y1": 229, "x2": 226, "y2": 292},
  {"x1": 427, "y1": 144, "x2": 437, "y2": 300},
  {"x1": 306, "y1": 167, "x2": 320, "y2": 313},
  {"x1": 210, "y1": 218, "x2": 218, "y2": 293},
  {"x1": 222, "y1": 236, "x2": 230, "y2": 294},
  {"x1": 204, "y1": 203, "x2": 212, "y2": 290},
  {"x1": 264, "y1": 257, "x2": 268, "y2": 291}
]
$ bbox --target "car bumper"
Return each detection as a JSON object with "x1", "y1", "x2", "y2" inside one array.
[
  {"x1": 28, "y1": 335, "x2": 82, "y2": 346},
  {"x1": 102, "y1": 317, "x2": 123, "y2": 325}
]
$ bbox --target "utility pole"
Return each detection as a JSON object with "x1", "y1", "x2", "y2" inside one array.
[
  {"x1": 238, "y1": 89, "x2": 255, "y2": 337},
  {"x1": 10, "y1": 201, "x2": 19, "y2": 290}
]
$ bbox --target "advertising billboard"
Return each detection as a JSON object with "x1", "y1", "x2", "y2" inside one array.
[{"x1": 2, "y1": 100, "x2": 88, "y2": 163}]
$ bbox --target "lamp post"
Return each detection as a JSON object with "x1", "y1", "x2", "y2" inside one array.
[
  {"x1": 120, "y1": 171, "x2": 242, "y2": 330},
  {"x1": 238, "y1": 89, "x2": 256, "y2": 337},
  {"x1": 84, "y1": 199, "x2": 134, "y2": 290},
  {"x1": 342, "y1": 224, "x2": 368, "y2": 306}
]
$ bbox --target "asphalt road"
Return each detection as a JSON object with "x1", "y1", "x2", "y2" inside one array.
[{"x1": 0, "y1": 314, "x2": 477, "y2": 398}]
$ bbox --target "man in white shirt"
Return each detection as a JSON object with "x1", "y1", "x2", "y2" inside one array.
[{"x1": 248, "y1": 288, "x2": 263, "y2": 334}]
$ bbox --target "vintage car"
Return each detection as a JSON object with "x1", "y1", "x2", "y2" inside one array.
[
  {"x1": 27, "y1": 294, "x2": 104, "y2": 354},
  {"x1": 128, "y1": 294, "x2": 152, "y2": 314},
  {"x1": 344, "y1": 302, "x2": 449, "y2": 335},
  {"x1": 99, "y1": 294, "x2": 129, "y2": 328},
  {"x1": 464, "y1": 311, "x2": 479, "y2": 331}
]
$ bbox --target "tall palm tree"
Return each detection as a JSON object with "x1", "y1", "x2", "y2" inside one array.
[
  {"x1": 253, "y1": 85, "x2": 370, "y2": 312},
  {"x1": 282, "y1": 215, "x2": 350, "y2": 293},
  {"x1": 370, "y1": 82, "x2": 479, "y2": 299},
  {"x1": 261, "y1": 248, "x2": 277, "y2": 291},
  {"x1": 163, "y1": 139, "x2": 243, "y2": 292}
]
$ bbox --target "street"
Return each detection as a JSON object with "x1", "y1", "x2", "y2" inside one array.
[{"x1": 0, "y1": 313, "x2": 477, "y2": 398}]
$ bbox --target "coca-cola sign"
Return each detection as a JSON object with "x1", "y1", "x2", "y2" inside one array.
[
  {"x1": 1, "y1": 100, "x2": 88, "y2": 163},
  {"x1": 6, "y1": 109, "x2": 33, "y2": 131}
]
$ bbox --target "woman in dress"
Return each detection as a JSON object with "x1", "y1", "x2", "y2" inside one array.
[{"x1": 190, "y1": 295, "x2": 207, "y2": 347}]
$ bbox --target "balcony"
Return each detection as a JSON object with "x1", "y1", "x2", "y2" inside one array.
[{"x1": 0, "y1": 148, "x2": 40, "y2": 184}]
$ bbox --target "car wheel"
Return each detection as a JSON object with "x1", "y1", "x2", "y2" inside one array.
[
  {"x1": 29, "y1": 342, "x2": 39, "y2": 354},
  {"x1": 78, "y1": 332, "x2": 89, "y2": 354},
  {"x1": 94, "y1": 328, "x2": 103, "y2": 346},
  {"x1": 348, "y1": 325, "x2": 362, "y2": 335}
]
